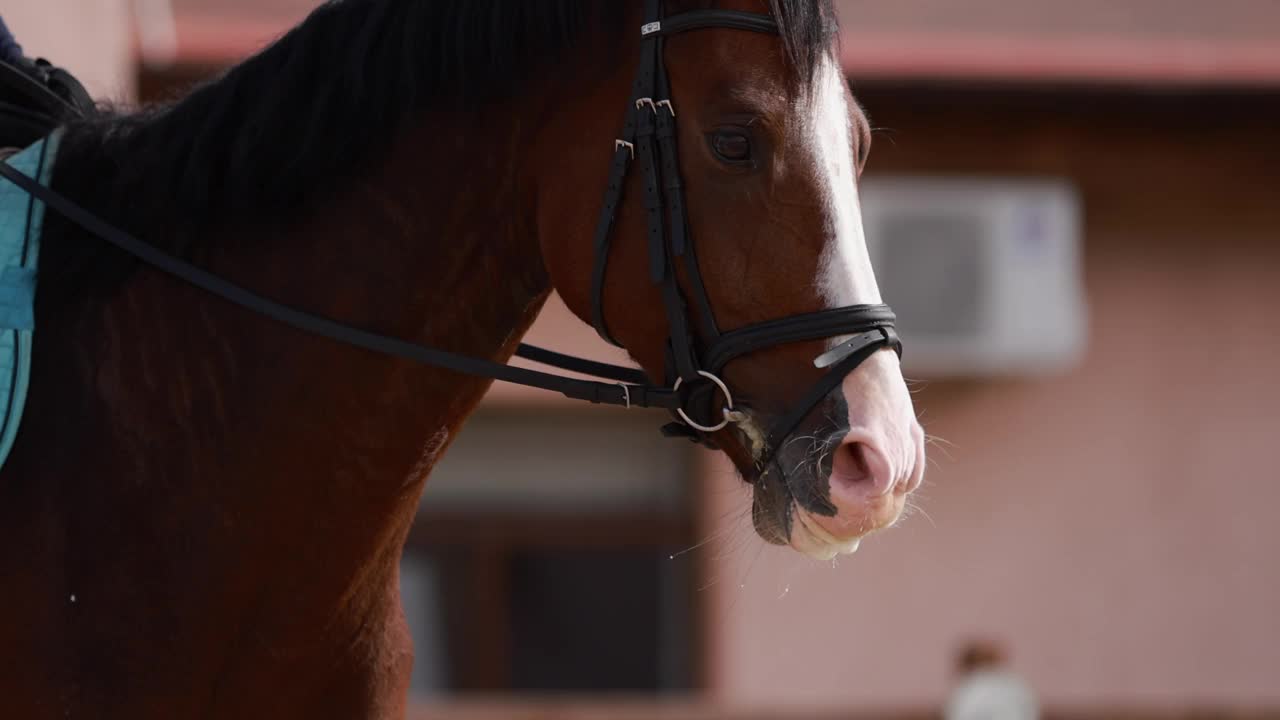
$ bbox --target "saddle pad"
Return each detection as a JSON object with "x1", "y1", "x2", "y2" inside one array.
[{"x1": 0, "y1": 131, "x2": 59, "y2": 470}]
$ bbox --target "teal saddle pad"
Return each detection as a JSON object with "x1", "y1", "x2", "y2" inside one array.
[{"x1": 0, "y1": 132, "x2": 59, "y2": 470}]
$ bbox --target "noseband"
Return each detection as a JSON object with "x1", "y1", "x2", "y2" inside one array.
[{"x1": 0, "y1": 1, "x2": 899, "y2": 471}]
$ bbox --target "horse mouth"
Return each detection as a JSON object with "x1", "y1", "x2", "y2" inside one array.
[
  {"x1": 738, "y1": 406, "x2": 916, "y2": 558},
  {"x1": 792, "y1": 505, "x2": 865, "y2": 559},
  {"x1": 750, "y1": 480, "x2": 895, "y2": 560}
]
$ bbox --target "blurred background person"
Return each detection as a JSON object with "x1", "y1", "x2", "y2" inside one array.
[{"x1": 944, "y1": 640, "x2": 1040, "y2": 720}]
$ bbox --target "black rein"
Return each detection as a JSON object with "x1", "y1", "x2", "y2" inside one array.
[{"x1": 0, "y1": 162, "x2": 676, "y2": 412}]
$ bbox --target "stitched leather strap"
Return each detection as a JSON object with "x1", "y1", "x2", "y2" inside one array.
[
  {"x1": 587, "y1": 143, "x2": 632, "y2": 347},
  {"x1": 588, "y1": 4, "x2": 664, "y2": 347}
]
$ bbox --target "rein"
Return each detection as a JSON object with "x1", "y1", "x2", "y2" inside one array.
[
  {"x1": 0, "y1": 161, "x2": 677, "y2": 412},
  {"x1": 0, "y1": 1, "x2": 902, "y2": 470}
]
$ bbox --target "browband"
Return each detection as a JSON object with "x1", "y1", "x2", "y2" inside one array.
[{"x1": 643, "y1": 11, "x2": 780, "y2": 37}]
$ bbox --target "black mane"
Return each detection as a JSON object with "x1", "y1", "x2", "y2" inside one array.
[{"x1": 51, "y1": 0, "x2": 834, "y2": 239}]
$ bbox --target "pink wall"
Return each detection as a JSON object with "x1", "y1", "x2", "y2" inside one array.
[
  {"x1": 699, "y1": 92, "x2": 1280, "y2": 711},
  {"x1": 835, "y1": 0, "x2": 1280, "y2": 85}
]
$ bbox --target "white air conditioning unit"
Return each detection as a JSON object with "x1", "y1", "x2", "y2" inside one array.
[{"x1": 859, "y1": 176, "x2": 1087, "y2": 378}]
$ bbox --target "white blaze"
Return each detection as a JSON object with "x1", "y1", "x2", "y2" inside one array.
[
  {"x1": 788, "y1": 57, "x2": 926, "y2": 561},
  {"x1": 810, "y1": 57, "x2": 881, "y2": 310}
]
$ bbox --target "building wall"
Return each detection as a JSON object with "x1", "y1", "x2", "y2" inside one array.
[
  {"x1": 0, "y1": 0, "x2": 135, "y2": 101},
  {"x1": 702, "y1": 88, "x2": 1280, "y2": 711}
]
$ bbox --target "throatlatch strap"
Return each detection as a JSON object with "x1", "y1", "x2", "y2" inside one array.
[
  {"x1": 588, "y1": 141, "x2": 633, "y2": 347},
  {"x1": 588, "y1": 84, "x2": 643, "y2": 346},
  {"x1": 589, "y1": 1, "x2": 667, "y2": 347}
]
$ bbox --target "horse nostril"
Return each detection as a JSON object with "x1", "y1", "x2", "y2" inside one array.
[{"x1": 830, "y1": 440, "x2": 893, "y2": 499}]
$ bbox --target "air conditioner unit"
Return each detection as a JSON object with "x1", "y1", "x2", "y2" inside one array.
[{"x1": 859, "y1": 176, "x2": 1087, "y2": 378}]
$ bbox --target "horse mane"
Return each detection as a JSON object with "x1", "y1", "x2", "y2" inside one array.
[{"x1": 49, "y1": 0, "x2": 834, "y2": 244}]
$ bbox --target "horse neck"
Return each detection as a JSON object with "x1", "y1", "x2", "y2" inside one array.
[
  {"x1": 230, "y1": 109, "x2": 553, "y2": 484},
  {"x1": 27, "y1": 107, "x2": 550, "y2": 614}
]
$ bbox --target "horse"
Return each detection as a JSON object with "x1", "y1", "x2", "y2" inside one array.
[{"x1": 0, "y1": 0, "x2": 924, "y2": 717}]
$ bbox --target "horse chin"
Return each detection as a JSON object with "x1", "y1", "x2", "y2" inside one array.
[
  {"x1": 747, "y1": 468, "x2": 885, "y2": 558},
  {"x1": 789, "y1": 504, "x2": 868, "y2": 560}
]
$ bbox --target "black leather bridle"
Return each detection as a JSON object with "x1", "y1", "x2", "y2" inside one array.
[
  {"x1": 0, "y1": 1, "x2": 900, "y2": 471},
  {"x1": 581, "y1": 0, "x2": 901, "y2": 465}
]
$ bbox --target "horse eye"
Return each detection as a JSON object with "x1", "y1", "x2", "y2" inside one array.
[{"x1": 710, "y1": 131, "x2": 752, "y2": 164}]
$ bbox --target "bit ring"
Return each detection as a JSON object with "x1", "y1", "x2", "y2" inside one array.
[{"x1": 673, "y1": 371, "x2": 735, "y2": 433}]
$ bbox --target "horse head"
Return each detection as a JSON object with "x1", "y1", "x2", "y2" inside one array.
[{"x1": 536, "y1": 0, "x2": 925, "y2": 558}]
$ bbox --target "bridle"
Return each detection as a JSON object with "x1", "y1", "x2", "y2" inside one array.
[
  {"x1": 0, "y1": 1, "x2": 900, "y2": 472},
  {"x1": 582, "y1": 0, "x2": 901, "y2": 466}
]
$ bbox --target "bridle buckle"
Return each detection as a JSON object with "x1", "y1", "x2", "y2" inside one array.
[{"x1": 635, "y1": 98, "x2": 675, "y2": 117}]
